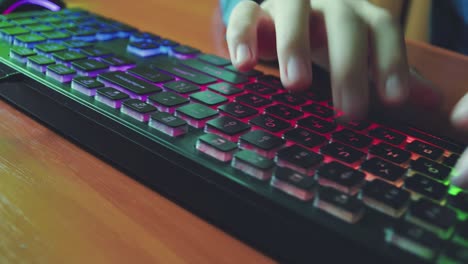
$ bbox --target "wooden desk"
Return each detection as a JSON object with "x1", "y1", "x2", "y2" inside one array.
[{"x1": 0, "y1": 1, "x2": 467, "y2": 263}]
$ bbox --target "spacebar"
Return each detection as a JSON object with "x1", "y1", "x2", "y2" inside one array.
[{"x1": 147, "y1": 57, "x2": 216, "y2": 85}]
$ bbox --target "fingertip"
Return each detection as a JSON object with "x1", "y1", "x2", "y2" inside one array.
[
  {"x1": 382, "y1": 71, "x2": 409, "y2": 105},
  {"x1": 281, "y1": 55, "x2": 312, "y2": 92},
  {"x1": 451, "y1": 93, "x2": 468, "y2": 130},
  {"x1": 451, "y1": 151, "x2": 468, "y2": 189},
  {"x1": 231, "y1": 43, "x2": 257, "y2": 71}
]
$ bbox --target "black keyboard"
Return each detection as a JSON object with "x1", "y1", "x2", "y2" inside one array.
[{"x1": 0, "y1": 7, "x2": 467, "y2": 264}]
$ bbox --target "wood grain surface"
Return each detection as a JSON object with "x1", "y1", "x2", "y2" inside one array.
[{"x1": 0, "y1": 0, "x2": 467, "y2": 264}]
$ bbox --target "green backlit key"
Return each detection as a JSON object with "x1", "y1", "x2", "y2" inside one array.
[{"x1": 27, "y1": 54, "x2": 55, "y2": 72}]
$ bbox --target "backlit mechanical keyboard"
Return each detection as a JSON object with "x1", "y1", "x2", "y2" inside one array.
[{"x1": 0, "y1": 8, "x2": 467, "y2": 264}]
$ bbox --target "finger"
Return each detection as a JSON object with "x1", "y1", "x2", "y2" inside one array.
[
  {"x1": 322, "y1": 1, "x2": 369, "y2": 118},
  {"x1": 226, "y1": 0, "x2": 263, "y2": 71},
  {"x1": 451, "y1": 92, "x2": 468, "y2": 129},
  {"x1": 451, "y1": 149, "x2": 468, "y2": 189},
  {"x1": 356, "y1": 2, "x2": 409, "y2": 105},
  {"x1": 267, "y1": 0, "x2": 312, "y2": 92}
]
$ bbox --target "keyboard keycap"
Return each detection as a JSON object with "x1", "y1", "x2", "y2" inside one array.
[
  {"x1": 35, "y1": 43, "x2": 67, "y2": 55},
  {"x1": 239, "y1": 130, "x2": 285, "y2": 159},
  {"x1": 100, "y1": 55, "x2": 135, "y2": 71},
  {"x1": 442, "y1": 153, "x2": 460, "y2": 167},
  {"x1": 275, "y1": 144, "x2": 323, "y2": 175},
  {"x1": 163, "y1": 80, "x2": 200, "y2": 94},
  {"x1": 172, "y1": 45, "x2": 199, "y2": 55},
  {"x1": 447, "y1": 192, "x2": 468, "y2": 212},
  {"x1": 46, "y1": 64, "x2": 76, "y2": 83},
  {"x1": 71, "y1": 76, "x2": 103, "y2": 96},
  {"x1": 196, "y1": 133, "x2": 237, "y2": 161},
  {"x1": 271, "y1": 93, "x2": 307, "y2": 106},
  {"x1": 40, "y1": 31, "x2": 70, "y2": 41},
  {"x1": 218, "y1": 102, "x2": 258, "y2": 118},
  {"x1": 236, "y1": 93, "x2": 272, "y2": 108},
  {"x1": 439, "y1": 243, "x2": 468, "y2": 264},
  {"x1": 332, "y1": 129, "x2": 373, "y2": 148},
  {"x1": 361, "y1": 179, "x2": 410, "y2": 217},
  {"x1": 301, "y1": 103, "x2": 334, "y2": 118},
  {"x1": 385, "y1": 221, "x2": 442, "y2": 260},
  {"x1": 283, "y1": 127, "x2": 327, "y2": 148},
  {"x1": 205, "y1": 115, "x2": 250, "y2": 137},
  {"x1": 410, "y1": 157, "x2": 451, "y2": 181},
  {"x1": 265, "y1": 104, "x2": 303, "y2": 120},
  {"x1": 369, "y1": 127, "x2": 406, "y2": 145},
  {"x1": 95, "y1": 87, "x2": 129, "y2": 108},
  {"x1": 406, "y1": 198, "x2": 456, "y2": 239},
  {"x1": 197, "y1": 54, "x2": 231, "y2": 66},
  {"x1": 256, "y1": 75, "x2": 283, "y2": 89},
  {"x1": 180, "y1": 59, "x2": 248, "y2": 84},
  {"x1": 207, "y1": 82, "x2": 242, "y2": 95},
  {"x1": 9, "y1": 46, "x2": 35, "y2": 63},
  {"x1": 316, "y1": 161, "x2": 365, "y2": 195},
  {"x1": 271, "y1": 167, "x2": 315, "y2": 201},
  {"x1": 98, "y1": 71, "x2": 162, "y2": 98},
  {"x1": 404, "y1": 174, "x2": 448, "y2": 201},
  {"x1": 232, "y1": 149, "x2": 275, "y2": 180},
  {"x1": 80, "y1": 46, "x2": 112, "y2": 57},
  {"x1": 361, "y1": 157, "x2": 406, "y2": 182},
  {"x1": 27, "y1": 54, "x2": 55, "y2": 72},
  {"x1": 175, "y1": 103, "x2": 218, "y2": 128},
  {"x1": 406, "y1": 140, "x2": 443, "y2": 160},
  {"x1": 368, "y1": 142, "x2": 411, "y2": 164},
  {"x1": 148, "y1": 57, "x2": 217, "y2": 85},
  {"x1": 335, "y1": 117, "x2": 370, "y2": 131},
  {"x1": 189, "y1": 91, "x2": 228, "y2": 106},
  {"x1": 147, "y1": 91, "x2": 189, "y2": 113},
  {"x1": 297, "y1": 116, "x2": 337, "y2": 134},
  {"x1": 244, "y1": 83, "x2": 277, "y2": 95},
  {"x1": 122, "y1": 99, "x2": 157, "y2": 122},
  {"x1": 72, "y1": 59, "x2": 108, "y2": 76},
  {"x1": 128, "y1": 66, "x2": 173, "y2": 83},
  {"x1": 249, "y1": 114, "x2": 291, "y2": 133},
  {"x1": 314, "y1": 187, "x2": 365, "y2": 223},
  {"x1": 320, "y1": 142, "x2": 365, "y2": 164},
  {"x1": 225, "y1": 64, "x2": 262, "y2": 77},
  {"x1": 149, "y1": 111, "x2": 188, "y2": 137}
]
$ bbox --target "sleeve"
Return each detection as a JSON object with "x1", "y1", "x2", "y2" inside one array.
[{"x1": 219, "y1": 0, "x2": 264, "y2": 25}]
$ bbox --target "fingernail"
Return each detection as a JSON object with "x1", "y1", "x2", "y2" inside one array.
[
  {"x1": 451, "y1": 152, "x2": 468, "y2": 188},
  {"x1": 341, "y1": 92, "x2": 367, "y2": 120},
  {"x1": 286, "y1": 55, "x2": 308, "y2": 84},
  {"x1": 235, "y1": 43, "x2": 250, "y2": 65},
  {"x1": 451, "y1": 93, "x2": 468, "y2": 128},
  {"x1": 385, "y1": 74, "x2": 405, "y2": 102}
]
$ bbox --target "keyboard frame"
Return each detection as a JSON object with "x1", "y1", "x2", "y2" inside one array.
[{"x1": 0, "y1": 8, "x2": 465, "y2": 264}]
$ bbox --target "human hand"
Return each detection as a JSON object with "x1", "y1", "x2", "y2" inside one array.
[
  {"x1": 449, "y1": 93, "x2": 468, "y2": 189},
  {"x1": 226, "y1": 0, "x2": 409, "y2": 119}
]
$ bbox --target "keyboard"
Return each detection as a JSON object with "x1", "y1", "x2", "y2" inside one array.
[{"x1": 0, "y1": 7, "x2": 467, "y2": 264}]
